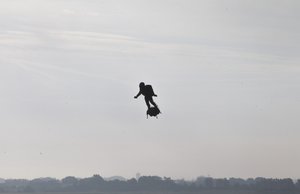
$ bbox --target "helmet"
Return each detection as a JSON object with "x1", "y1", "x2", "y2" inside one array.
[{"x1": 139, "y1": 82, "x2": 145, "y2": 88}]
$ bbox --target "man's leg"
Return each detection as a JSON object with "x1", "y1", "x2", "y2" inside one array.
[
  {"x1": 149, "y1": 97, "x2": 158, "y2": 108},
  {"x1": 149, "y1": 97, "x2": 160, "y2": 113},
  {"x1": 144, "y1": 97, "x2": 151, "y2": 109}
]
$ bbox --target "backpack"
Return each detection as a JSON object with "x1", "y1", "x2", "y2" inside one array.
[{"x1": 144, "y1": 85, "x2": 155, "y2": 96}]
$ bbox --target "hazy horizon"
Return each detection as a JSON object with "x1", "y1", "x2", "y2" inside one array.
[{"x1": 1, "y1": 0, "x2": 300, "y2": 180}]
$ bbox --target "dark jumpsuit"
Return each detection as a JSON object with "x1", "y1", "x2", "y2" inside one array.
[{"x1": 137, "y1": 85, "x2": 158, "y2": 109}]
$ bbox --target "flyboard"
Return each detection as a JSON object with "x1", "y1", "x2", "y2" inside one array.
[{"x1": 146, "y1": 107, "x2": 161, "y2": 119}]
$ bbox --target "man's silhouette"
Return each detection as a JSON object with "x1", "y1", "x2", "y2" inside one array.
[{"x1": 134, "y1": 82, "x2": 159, "y2": 110}]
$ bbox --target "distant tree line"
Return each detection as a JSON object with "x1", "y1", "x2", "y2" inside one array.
[{"x1": 1, "y1": 175, "x2": 300, "y2": 193}]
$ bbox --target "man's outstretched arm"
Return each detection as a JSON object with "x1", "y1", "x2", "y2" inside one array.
[{"x1": 134, "y1": 91, "x2": 142, "y2": 98}]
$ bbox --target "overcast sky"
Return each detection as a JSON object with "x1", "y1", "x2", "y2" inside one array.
[{"x1": 1, "y1": 0, "x2": 300, "y2": 180}]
